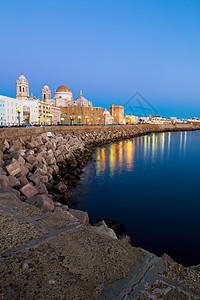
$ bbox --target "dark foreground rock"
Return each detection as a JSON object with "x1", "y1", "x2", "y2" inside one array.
[{"x1": 0, "y1": 192, "x2": 200, "y2": 299}]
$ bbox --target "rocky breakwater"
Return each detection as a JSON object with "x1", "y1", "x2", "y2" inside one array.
[{"x1": 0, "y1": 123, "x2": 200, "y2": 224}]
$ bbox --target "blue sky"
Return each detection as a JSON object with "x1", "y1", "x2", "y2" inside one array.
[{"x1": 0, "y1": 0, "x2": 200, "y2": 118}]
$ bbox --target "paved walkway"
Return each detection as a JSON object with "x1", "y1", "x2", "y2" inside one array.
[{"x1": 0, "y1": 192, "x2": 200, "y2": 299}]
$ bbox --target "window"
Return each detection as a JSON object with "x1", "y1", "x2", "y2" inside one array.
[
  {"x1": 23, "y1": 87, "x2": 24, "y2": 92},
  {"x1": 44, "y1": 94, "x2": 46, "y2": 99},
  {"x1": 19, "y1": 87, "x2": 21, "y2": 92}
]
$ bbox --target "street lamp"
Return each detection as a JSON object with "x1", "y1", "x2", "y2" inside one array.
[
  {"x1": 60, "y1": 117, "x2": 64, "y2": 124},
  {"x1": 85, "y1": 116, "x2": 89, "y2": 125},
  {"x1": 97, "y1": 117, "x2": 100, "y2": 125},
  {"x1": 78, "y1": 115, "x2": 81, "y2": 125},
  {"x1": 16, "y1": 106, "x2": 21, "y2": 126}
]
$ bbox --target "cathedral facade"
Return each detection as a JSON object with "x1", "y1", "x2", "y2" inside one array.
[{"x1": 41, "y1": 84, "x2": 93, "y2": 108}]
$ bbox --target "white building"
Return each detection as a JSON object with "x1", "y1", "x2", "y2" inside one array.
[
  {"x1": 103, "y1": 109, "x2": 113, "y2": 124},
  {"x1": 1, "y1": 95, "x2": 38, "y2": 125}
]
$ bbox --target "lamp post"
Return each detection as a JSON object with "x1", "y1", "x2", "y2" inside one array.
[
  {"x1": 78, "y1": 115, "x2": 81, "y2": 125},
  {"x1": 60, "y1": 117, "x2": 64, "y2": 124},
  {"x1": 85, "y1": 116, "x2": 89, "y2": 125},
  {"x1": 97, "y1": 117, "x2": 100, "y2": 125},
  {"x1": 16, "y1": 106, "x2": 21, "y2": 126}
]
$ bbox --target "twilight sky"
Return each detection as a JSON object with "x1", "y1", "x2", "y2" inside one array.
[{"x1": 0, "y1": 0, "x2": 200, "y2": 118}]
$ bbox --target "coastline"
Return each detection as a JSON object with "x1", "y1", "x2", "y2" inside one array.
[{"x1": 1, "y1": 123, "x2": 200, "y2": 299}]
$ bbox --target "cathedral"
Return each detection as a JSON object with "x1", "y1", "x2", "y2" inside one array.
[
  {"x1": 41, "y1": 84, "x2": 93, "y2": 108},
  {"x1": 13, "y1": 74, "x2": 120, "y2": 125}
]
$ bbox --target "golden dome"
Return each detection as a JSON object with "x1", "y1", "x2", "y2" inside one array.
[{"x1": 56, "y1": 85, "x2": 71, "y2": 93}]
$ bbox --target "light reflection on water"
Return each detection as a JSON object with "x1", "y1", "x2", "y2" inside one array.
[
  {"x1": 93, "y1": 131, "x2": 188, "y2": 177},
  {"x1": 75, "y1": 130, "x2": 200, "y2": 266}
]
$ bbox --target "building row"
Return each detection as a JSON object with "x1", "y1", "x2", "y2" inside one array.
[{"x1": 0, "y1": 75, "x2": 125, "y2": 126}]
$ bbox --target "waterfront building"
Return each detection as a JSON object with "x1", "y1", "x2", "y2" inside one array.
[
  {"x1": 103, "y1": 109, "x2": 113, "y2": 125},
  {"x1": 109, "y1": 104, "x2": 124, "y2": 124},
  {"x1": 51, "y1": 106, "x2": 61, "y2": 124},
  {"x1": 124, "y1": 115, "x2": 139, "y2": 124},
  {"x1": 0, "y1": 95, "x2": 38, "y2": 125},
  {"x1": 150, "y1": 116, "x2": 167, "y2": 124},
  {"x1": 38, "y1": 101, "x2": 52, "y2": 125},
  {"x1": 0, "y1": 96, "x2": 6, "y2": 125},
  {"x1": 60, "y1": 106, "x2": 105, "y2": 125}
]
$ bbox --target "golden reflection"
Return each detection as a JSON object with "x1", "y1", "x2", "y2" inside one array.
[
  {"x1": 144, "y1": 135, "x2": 147, "y2": 159},
  {"x1": 100, "y1": 148, "x2": 106, "y2": 174},
  {"x1": 161, "y1": 132, "x2": 165, "y2": 158},
  {"x1": 151, "y1": 133, "x2": 155, "y2": 160},
  {"x1": 109, "y1": 143, "x2": 114, "y2": 176},
  {"x1": 96, "y1": 148, "x2": 101, "y2": 175},
  {"x1": 126, "y1": 140, "x2": 134, "y2": 170},
  {"x1": 183, "y1": 131, "x2": 187, "y2": 155},
  {"x1": 118, "y1": 141, "x2": 123, "y2": 170}
]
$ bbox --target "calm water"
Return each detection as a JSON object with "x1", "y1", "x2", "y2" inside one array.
[{"x1": 73, "y1": 131, "x2": 200, "y2": 266}]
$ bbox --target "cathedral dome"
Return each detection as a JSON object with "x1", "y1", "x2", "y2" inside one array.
[
  {"x1": 56, "y1": 85, "x2": 71, "y2": 93},
  {"x1": 42, "y1": 84, "x2": 50, "y2": 91}
]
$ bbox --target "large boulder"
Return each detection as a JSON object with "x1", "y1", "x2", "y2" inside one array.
[
  {"x1": 34, "y1": 183, "x2": 48, "y2": 195},
  {"x1": 56, "y1": 182, "x2": 67, "y2": 194},
  {"x1": 0, "y1": 175, "x2": 10, "y2": 187},
  {"x1": 93, "y1": 220, "x2": 118, "y2": 239},
  {"x1": 4, "y1": 159, "x2": 21, "y2": 177},
  {"x1": 8, "y1": 175, "x2": 20, "y2": 189},
  {"x1": 26, "y1": 194, "x2": 54, "y2": 212},
  {"x1": 29, "y1": 173, "x2": 44, "y2": 185},
  {"x1": 0, "y1": 186, "x2": 20, "y2": 198},
  {"x1": 69, "y1": 209, "x2": 89, "y2": 225},
  {"x1": 20, "y1": 183, "x2": 38, "y2": 198},
  {"x1": 18, "y1": 175, "x2": 29, "y2": 188}
]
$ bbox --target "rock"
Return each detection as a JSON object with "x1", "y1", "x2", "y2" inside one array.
[
  {"x1": 56, "y1": 154, "x2": 65, "y2": 164},
  {"x1": 26, "y1": 141, "x2": 36, "y2": 149},
  {"x1": 0, "y1": 175, "x2": 10, "y2": 187},
  {"x1": 119, "y1": 235, "x2": 131, "y2": 244},
  {"x1": 69, "y1": 209, "x2": 89, "y2": 225},
  {"x1": 24, "y1": 154, "x2": 35, "y2": 165},
  {"x1": 20, "y1": 165, "x2": 29, "y2": 177},
  {"x1": 35, "y1": 183, "x2": 48, "y2": 194},
  {"x1": 56, "y1": 182, "x2": 67, "y2": 194},
  {"x1": 0, "y1": 158, "x2": 4, "y2": 167},
  {"x1": 26, "y1": 194, "x2": 54, "y2": 212},
  {"x1": 0, "y1": 150, "x2": 3, "y2": 160},
  {"x1": 8, "y1": 175, "x2": 20, "y2": 189},
  {"x1": 20, "y1": 183, "x2": 38, "y2": 198},
  {"x1": 16, "y1": 156, "x2": 25, "y2": 165},
  {"x1": 35, "y1": 150, "x2": 46, "y2": 162},
  {"x1": 68, "y1": 175, "x2": 78, "y2": 187},
  {"x1": 0, "y1": 186, "x2": 20, "y2": 198},
  {"x1": 10, "y1": 139, "x2": 24, "y2": 149},
  {"x1": 24, "y1": 162, "x2": 33, "y2": 172},
  {"x1": 4, "y1": 159, "x2": 21, "y2": 176},
  {"x1": 18, "y1": 175, "x2": 29, "y2": 188},
  {"x1": 93, "y1": 220, "x2": 118, "y2": 239},
  {"x1": 29, "y1": 173, "x2": 44, "y2": 185},
  {"x1": 53, "y1": 194, "x2": 68, "y2": 204},
  {"x1": 0, "y1": 167, "x2": 7, "y2": 176},
  {"x1": 34, "y1": 167, "x2": 46, "y2": 176}
]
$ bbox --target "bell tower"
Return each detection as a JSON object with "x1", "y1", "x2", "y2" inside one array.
[
  {"x1": 41, "y1": 85, "x2": 51, "y2": 102},
  {"x1": 16, "y1": 74, "x2": 29, "y2": 99}
]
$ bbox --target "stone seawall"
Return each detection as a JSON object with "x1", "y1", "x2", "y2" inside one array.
[{"x1": 0, "y1": 123, "x2": 200, "y2": 141}]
